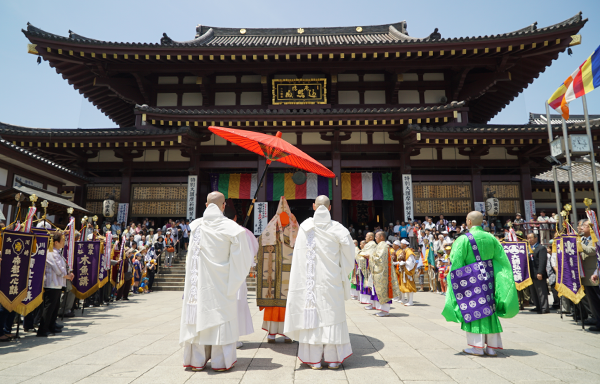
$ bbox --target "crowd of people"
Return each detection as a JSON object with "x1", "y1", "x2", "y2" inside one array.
[{"x1": 0, "y1": 217, "x2": 191, "y2": 342}]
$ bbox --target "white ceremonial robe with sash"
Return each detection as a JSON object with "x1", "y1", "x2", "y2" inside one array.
[
  {"x1": 284, "y1": 206, "x2": 355, "y2": 364},
  {"x1": 179, "y1": 204, "x2": 253, "y2": 370}
]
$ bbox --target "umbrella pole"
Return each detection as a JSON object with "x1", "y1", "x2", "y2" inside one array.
[{"x1": 243, "y1": 161, "x2": 271, "y2": 228}]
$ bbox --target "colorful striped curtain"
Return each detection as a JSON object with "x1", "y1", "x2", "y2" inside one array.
[
  {"x1": 210, "y1": 173, "x2": 332, "y2": 201},
  {"x1": 341, "y1": 172, "x2": 393, "y2": 201},
  {"x1": 210, "y1": 172, "x2": 392, "y2": 201}
]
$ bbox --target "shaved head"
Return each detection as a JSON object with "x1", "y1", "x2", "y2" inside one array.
[
  {"x1": 466, "y1": 211, "x2": 483, "y2": 228},
  {"x1": 313, "y1": 195, "x2": 331, "y2": 211},
  {"x1": 366, "y1": 232, "x2": 374, "y2": 242},
  {"x1": 206, "y1": 191, "x2": 225, "y2": 211},
  {"x1": 375, "y1": 231, "x2": 385, "y2": 243}
]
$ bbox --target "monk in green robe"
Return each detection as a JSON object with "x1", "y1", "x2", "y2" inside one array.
[{"x1": 442, "y1": 211, "x2": 519, "y2": 357}]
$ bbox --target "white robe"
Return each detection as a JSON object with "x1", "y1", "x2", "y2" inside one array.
[
  {"x1": 283, "y1": 206, "x2": 355, "y2": 344},
  {"x1": 237, "y1": 227, "x2": 258, "y2": 337},
  {"x1": 179, "y1": 204, "x2": 253, "y2": 347}
]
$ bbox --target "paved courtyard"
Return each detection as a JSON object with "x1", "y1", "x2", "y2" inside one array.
[{"x1": 1, "y1": 290, "x2": 599, "y2": 383}]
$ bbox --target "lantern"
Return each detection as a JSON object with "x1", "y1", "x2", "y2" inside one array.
[
  {"x1": 103, "y1": 191, "x2": 116, "y2": 218},
  {"x1": 485, "y1": 197, "x2": 499, "y2": 216}
]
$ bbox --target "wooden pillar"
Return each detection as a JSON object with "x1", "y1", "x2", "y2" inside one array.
[
  {"x1": 332, "y1": 151, "x2": 342, "y2": 222},
  {"x1": 471, "y1": 165, "x2": 484, "y2": 203},
  {"x1": 257, "y1": 157, "x2": 266, "y2": 202},
  {"x1": 120, "y1": 160, "x2": 133, "y2": 204},
  {"x1": 520, "y1": 158, "x2": 533, "y2": 201}
]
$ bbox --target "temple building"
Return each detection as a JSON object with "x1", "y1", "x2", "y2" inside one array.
[{"x1": 1, "y1": 12, "x2": 597, "y2": 226}]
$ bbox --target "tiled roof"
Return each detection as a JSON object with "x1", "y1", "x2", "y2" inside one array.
[
  {"x1": 0, "y1": 136, "x2": 89, "y2": 180},
  {"x1": 0, "y1": 121, "x2": 188, "y2": 137},
  {"x1": 135, "y1": 101, "x2": 466, "y2": 116},
  {"x1": 529, "y1": 112, "x2": 600, "y2": 125},
  {"x1": 23, "y1": 13, "x2": 585, "y2": 49},
  {"x1": 533, "y1": 157, "x2": 600, "y2": 183},
  {"x1": 411, "y1": 121, "x2": 600, "y2": 134}
]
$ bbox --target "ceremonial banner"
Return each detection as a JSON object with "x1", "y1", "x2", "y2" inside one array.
[
  {"x1": 556, "y1": 235, "x2": 586, "y2": 304},
  {"x1": 502, "y1": 241, "x2": 532, "y2": 290},
  {"x1": 66, "y1": 216, "x2": 75, "y2": 270},
  {"x1": 72, "y1": 241, "x2": 101, "y2": 299},
  {"x1": 15, "y1": 233, "x2": 49, "y2": 316},
  {"x1": 187, "y1": 175, "x2": 197, "y2": 221},
  {"x1": 117, "y1": 203, "x2": 129, "y2": 224},
  {"x1": 524, "y1": 200, "x2": 536, "y2": 221},
  {"x1": 402, "y1": 174, "x2": 413, "y2": 222},
  {"x1": 98, "y1": 241, "x2": 108, "y2": 288},
  {"x1": 254, "y1": 202, "x2": 268, "y2": 236},
  {"x1": 0, "y1": 231, "x2": 34, "y2": 311}
]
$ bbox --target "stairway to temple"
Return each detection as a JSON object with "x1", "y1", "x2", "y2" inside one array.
[
  {"x1": 153, "y1": 253, "x2": 186, "y2": 291},
  {"x1": 153, "y1": 252, "x2": 258, "y2": 293}
]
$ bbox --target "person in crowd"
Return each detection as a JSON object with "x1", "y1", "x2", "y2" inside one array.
[
  {"x1": 408, "y1": 221, "x2": 417, "y2": 249},
  {"x1": 442, "y1": 211, "x2": 519, "y2": 357},
  {"x1": 527, "y1": 232, "x2": 549, "y2": 314},
  {"x1": 397, "y1": 239, "x2": 417, "y2": 306},
  {"x1": 133, "y1": 253, "x2": 143, "y2": 294},
  {"x1": 393, "y1": 220, "x2": 401, "y2": 235},
  {"x1": 424, "y1": 217, "x2": 435, "y2": 231},
  {"x1": 399, "y1": 222, "x2": 408, "y2": 241},
  {"x1": 418, "y1": 238, "x2": 431, "y2": 292},
  {"x1": 154, "y1": 236, "x2": 165, "y2": 269},
  {"x1": 580, "y1": 219, "x2": 600, "y2": 332},
  {"x1": 546, "y1": 245, "x2": 560, "y2": 310},
  {"x1": 513, "y1": 213, "x2": 524, "y2": 232},
  {"x1": 180, "y1": 191, "x2": 253, "y2": 372},
  {"x1": 116, "y1": 249, "x2": 134, "y2": 301},
  {"x1": 433, "y1": 234, "x2": 445, "y2": 254},
  {"x1": 38, "y1": 231, "x2": 73, "y2": 337},
  {"x1": 438, "y1": 252, "x2": 448, "y2": 295},
  {"x1": 284, "y1": 195, "x2": 354, "y2": 369},
  {"x1": 164, "y1": 229, "x2": 176, "y2": 268},
  {"x1": 182, "y1": 220, "x2": 191, "y2": 251},
  {"x1": 146, "y1": 259, "x2": 157, "y2": 292},
  {"x1": 538, "y1": 211, "x2": 550, "y2": 244}
]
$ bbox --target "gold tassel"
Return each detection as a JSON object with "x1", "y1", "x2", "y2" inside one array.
[
  {"x1": 552, "y1": 240, "x2": 557, "y2": 255},
  {"x1": 31, "y1": 237, "x2": 37, "y2": 255},
  {"x1": 48, "y1": 237, "x2": 54, "y2": 253},
  {"x1": 577, "y1": 236, "x2": 583, "y2": 253}
]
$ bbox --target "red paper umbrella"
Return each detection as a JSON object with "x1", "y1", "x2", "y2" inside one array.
[{"x1": 208, "y1": 126, "x2": 335, "y2": 226}]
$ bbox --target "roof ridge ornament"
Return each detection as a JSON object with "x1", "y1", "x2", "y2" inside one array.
[{"x1": 429, "y1": 28, "x2": 441, "y2": 40}]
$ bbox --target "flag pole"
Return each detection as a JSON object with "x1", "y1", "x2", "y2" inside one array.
[
  {"x1": 582, "y1": 94, "x2": 600, "y2": 222},
  {"x1": 546, "y1": 101, "x2": 564, "y2": 232},
  {"x1": 561, "y1": 117, "x2": 578, "y2": 225}
]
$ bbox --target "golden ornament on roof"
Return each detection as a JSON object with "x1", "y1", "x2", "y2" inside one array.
[
  {"x1": 240, "y1": 29, "x2": 246, "y2": 34},
  {"x1": 297, "y1": 28, "x2": 304, "y2": 34},
  {"x1": 356, "y1": 26, "x2": 363, "y2": 32}
]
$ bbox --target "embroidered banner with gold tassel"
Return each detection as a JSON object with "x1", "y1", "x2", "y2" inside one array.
[
  {"x1": 0, "y1": 231, "x2": 34, "y2": 311},
  {"x1": 72, "y1": 241, "x2": 101, "y2": 299},
  {"x1": 555, "y1": 235, "x2": 586, "y2": 304},
  {"x1": 15, "y1": 232, "x2": 49, "y2": 316},
  {"x1": 502, "y1": 241, "x2": 532, "y2": 291}
]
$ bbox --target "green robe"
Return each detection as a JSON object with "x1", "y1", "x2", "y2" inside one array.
[{"x1": 442, "y1": 226, "x2": 519, "y2": 334}]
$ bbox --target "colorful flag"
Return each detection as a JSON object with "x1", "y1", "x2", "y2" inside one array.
[
  {"x1": 549, "y1": 45, "x2": 600, "y2": 120},
  {"x1": 555, "y1": 235, "x2": 585, "y2": 304}
]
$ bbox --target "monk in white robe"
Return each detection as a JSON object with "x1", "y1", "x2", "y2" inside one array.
[
  {"x1": 224, "y1": 203, "x2": 258, "y2": 349},
  {"x1": 284, "y1": 196, "x2": 355, "y2": 370},
  {"x1": 179, "y1": 192, "x2": 253, "y2": 372}
]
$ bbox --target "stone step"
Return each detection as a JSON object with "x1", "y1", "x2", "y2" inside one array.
[{"x1": 153, "y1": 286, "x2": 184, "y2": 291}]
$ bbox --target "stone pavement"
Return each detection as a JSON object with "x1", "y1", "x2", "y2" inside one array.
[{"x1": 1, "y1": 290, "x2": 600, "y2": 384}]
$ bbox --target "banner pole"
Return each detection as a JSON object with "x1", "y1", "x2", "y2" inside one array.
[
  {"x1": 546, "y1": 101, "x2": 564, "y2": 232},
  {"x1": 561, "y1": 118, "x2": 579, "y2": 225},
  {"x1": 582, "y1": 94, "x2": 600, "y2": 222}
]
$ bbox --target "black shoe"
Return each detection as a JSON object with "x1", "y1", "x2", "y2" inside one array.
[
  {"x1": 123, "y1": 298, "x2": 129, "y2": 301},
  {"x1": 63, "y1": 312, "x2": 75, "y2": 318},
  {"x1": 54, "y1": 324, "x2": 64, "y2": 329},
  {"x1": 50, "y1": 328, "x2": 62, "y2": 334},
  {"x1": 542, "y1": 310, "x2": 550, "y2": 314},
  {"x1": 584, "y1": 318, "x2": 596, "y2": 326},
  {"x1": 588, "y1": 326, "x2": 600, "y2": 332},
  {"x1": 36, "y1": 332, "x2": 51, "y2": 337},
  {"x1": 24, "y1": 328, "x2": 37, "y2": 333},
  {"x1": 528, "y1": 308, "x2": 541, "y2": 312}
]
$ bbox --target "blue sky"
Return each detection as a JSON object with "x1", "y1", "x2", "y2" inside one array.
[{"x1": 1, "y1": 0, "x2": 599, "y2": 129}]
